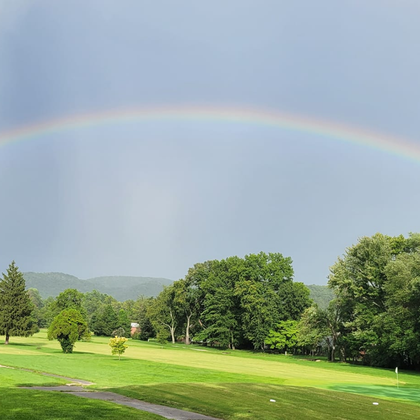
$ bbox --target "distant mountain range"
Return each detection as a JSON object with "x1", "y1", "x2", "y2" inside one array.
[
  {"x1": 23, "y1": 271, "x2": 334, "y2": 306},
  {"x1": 23, "y1": 272, "x2": 174, "y2": 301},
  {"x1": 305, "y1": 284, "x2": 335, "y2": 309}
]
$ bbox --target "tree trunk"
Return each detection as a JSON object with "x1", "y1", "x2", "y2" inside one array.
[
  {"x1": 331, "y1": 345, "x2": 335, "y2": 362},
  {"x1": 185, "y1": 314, "x2": 191, "y2": 345},
  {"x1": 168, "y1": 310, "x2": 176, "y2": 344},
  {"x1": 340, "y1": 346, "x2": 346, "y2": 362}
]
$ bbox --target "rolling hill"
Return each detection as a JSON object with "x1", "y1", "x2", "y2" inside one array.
[
  {"x1": 23, "y1": 272, "x2": 174, "y2": 301},
  {"x1": 23, "y1": 271, "x2": 333, "y2": 306},
  {"x1": 306, "y1": 284, "x2": 335, "y2": 309}
]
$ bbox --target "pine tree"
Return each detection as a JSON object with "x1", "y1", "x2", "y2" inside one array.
[{"x1": 0, "y1": 261, "x2": 34, "y2": 344}]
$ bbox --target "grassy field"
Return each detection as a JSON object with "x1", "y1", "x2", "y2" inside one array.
[{"x1": 2, "y1": 331, "x2": 420, "y2": 419}]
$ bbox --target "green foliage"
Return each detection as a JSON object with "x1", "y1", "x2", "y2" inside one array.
[
  {"x1": 27, "y1": 288, "x2": 45, "y2": 329},
  {"x1": 91, "y1": 304, "x2": 119, "y2": 336},
  {"x1": 297, "y1": 305, "x2": 327, "y2": 354},
  {"x1": 49, "y1": 289, "x2": 88, "y2": 324},
  {"x1": 117, "y1": 309, "x2": 131, "y2": 336},
  {"x1": 148, "y1": 285, "x2": 181, "y2": 343},
  {"x1": 266, "y1": 320, "x2": 299, "y2": 352},
  {"x1": 47, "y1": 309, "x2": 90, "y2": 353},
  {"x1": 109, "y1": 336, "x2": 128, "y2": 360},
  {"x1": 174, "y1": 252, "x2": 310, "y2": 350},
  {"x1": 82, "y1": 289, "x2": 109, "y2": 321},
  {"x1": 0, "y1": 261, "x2": 35, "y2": 344},
  {"x1": 326, "y1": 232, "x2": 420, "y2": 367}
]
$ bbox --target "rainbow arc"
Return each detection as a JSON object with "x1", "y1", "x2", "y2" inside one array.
[{"x1": 0, "y1": 105, "x2": 419, "y2": 163}]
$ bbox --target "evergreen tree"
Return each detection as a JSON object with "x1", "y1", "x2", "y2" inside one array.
[
  {"x1": 91, "y1": 304, "x2": 119, "y2": 336},
  {"x1": 0, "y1": 261, "x2": 34, "y2": 344}
]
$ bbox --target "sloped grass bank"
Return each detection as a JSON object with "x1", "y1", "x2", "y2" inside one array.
[{"x1": 2, "y1": 331, "x2": 420, "y2": 419}]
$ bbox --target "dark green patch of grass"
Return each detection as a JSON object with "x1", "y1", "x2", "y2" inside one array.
[
  {"x1": 0, "y1": 389, "x2": 165, "y2": 420},
  {"x1": 330, "y1": 384, "x2": 420, "y2": 404}
]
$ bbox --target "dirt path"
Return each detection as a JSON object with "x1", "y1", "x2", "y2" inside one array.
[{"x1": 21, "y1": 385, "x2": 221, "y2": 420}]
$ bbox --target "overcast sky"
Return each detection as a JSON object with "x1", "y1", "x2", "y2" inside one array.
[{"x1": 1, "y1": 1, "x2": 419, "y2": 285}]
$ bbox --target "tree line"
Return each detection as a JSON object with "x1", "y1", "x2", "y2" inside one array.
[{"x1": 1, "y1": 236, "x2": 420, "y2": 369}]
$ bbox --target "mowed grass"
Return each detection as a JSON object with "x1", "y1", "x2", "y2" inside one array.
[
  {"x1": 0, "y1": 389, "x2": 165, "y2": 420},
  {"x1": 2, "y1": 331, "x2": 420, "y2": 419},
  {"x1": 0, "y1": 367, "x2": 165, "y2": 420}
]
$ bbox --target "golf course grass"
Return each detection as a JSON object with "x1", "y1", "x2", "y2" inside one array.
[{"x1": 1, "y1": 331, "x2": 420, "y2": 419}]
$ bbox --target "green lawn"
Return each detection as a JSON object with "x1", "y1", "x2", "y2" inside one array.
[
  {"x1": 0, "y1": 389, "x2": 164, "y2": 420},
  {"x1": 1, "y1": 331, "x2": 420, "y2": 419}
]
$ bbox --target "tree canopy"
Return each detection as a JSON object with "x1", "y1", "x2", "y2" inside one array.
[
  {"x1": 148, "y1": 252, "x2": 311, "y2": 350},
  {"x1": 326, "y1": 233, "x2": 420, "y2": 367}
]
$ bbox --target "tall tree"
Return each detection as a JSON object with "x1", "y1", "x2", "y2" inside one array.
[
  {"x1": 199, "y1": 258, "x2": 242, "y2": 349},
  {"x1": 51, "y1": 289, "x2": 88, "y2": 322},
  {"x1": 0, "y1": 261, "x2": 35, "y2": 344},
  {"x1": 328, "y1": 233, "x2": 392, "y2": 359},
  {"x1": 382, "y1": 251, "x2": 420, "y2": 368},
  {"x1": 148, "y1": 285, "x2": 181, "y2": 344},
  {"x1": 327, "y1": 232, "x2": 420, "y2": 367}
]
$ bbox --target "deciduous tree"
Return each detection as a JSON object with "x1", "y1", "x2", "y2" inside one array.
[
  {"x1": 48, "y1": 309, "x2": 90, "y2": 353},
  {"x1": 109, "y1": 336, "x2": 128, "y2": 360},
  {"x1": 148, "y1": 285, "x2": 181, "y2": 344}
]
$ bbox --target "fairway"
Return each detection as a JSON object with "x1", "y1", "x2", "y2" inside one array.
[{"x1": 2, "y1": 331, "x2": 420, "y2": 419}]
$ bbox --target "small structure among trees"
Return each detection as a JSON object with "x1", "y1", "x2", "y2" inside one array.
[{"x1": 0, "y1": 261, "x2": 35, "y2": 344}]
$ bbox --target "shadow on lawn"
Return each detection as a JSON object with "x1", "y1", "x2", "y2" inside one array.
[
  {"x1": 7, "y1": 342, "x2": 46, "y2": 348},
  {"x1": 330, "y1": 385, "x2": 420, "y2": 404}
]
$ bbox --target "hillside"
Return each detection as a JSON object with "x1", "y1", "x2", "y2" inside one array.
[
  {"x1": 23, "y1": 271, "x2": 333, "y2": 306},
  {"x1": 23, "y1": 272, "x2": 173, "y2": 301},
  {"x1": 306, "y1": 284, "x2": 335, "y2": 309}
]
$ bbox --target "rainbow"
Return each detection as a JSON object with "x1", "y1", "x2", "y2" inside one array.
[{"x1": 0, "y1": 105, "x2": 419, "y2": 163}]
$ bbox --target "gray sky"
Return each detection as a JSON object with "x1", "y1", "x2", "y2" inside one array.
[{"x1": 1, "y1": 1, "x2": 419, "y2": 285}]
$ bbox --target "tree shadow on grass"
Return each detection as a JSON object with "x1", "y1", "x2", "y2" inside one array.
[
  {"x1": 330, "y1": 385, "x2": 420, "y2": 404},
  {"x1": 7, "y1": 342, "x2": 46, "y2": 348}
]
